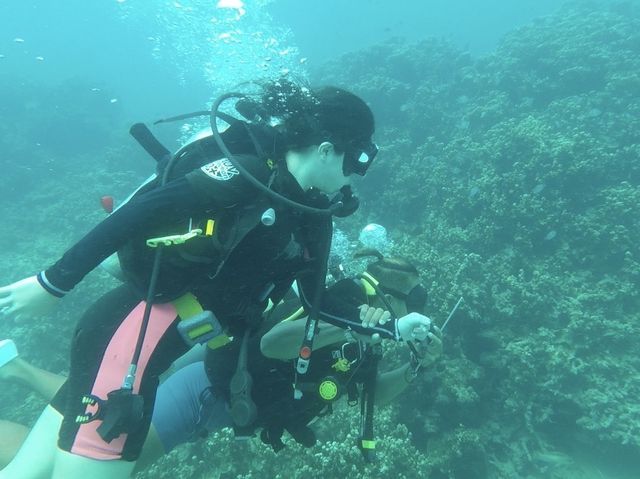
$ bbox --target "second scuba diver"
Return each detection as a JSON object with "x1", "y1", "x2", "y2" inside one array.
[
  {"x1": 0, "y1": 80, "x2": 432, "y2": 479},
  {"x1": 0, "y1": 252, "x2": 442, "y2": 473}
]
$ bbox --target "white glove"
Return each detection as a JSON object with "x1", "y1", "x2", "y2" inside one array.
[
  {"x1": 0, "y1": 276, "x2": 60, "y2": 319},
  {"x1": 397, "y1": 312, "x2": 432, "y2": 342}
]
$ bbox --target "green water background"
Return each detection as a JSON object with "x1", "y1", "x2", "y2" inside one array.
[{"x1": 0, "y1": 1, "x2": 638, "y2": 478}]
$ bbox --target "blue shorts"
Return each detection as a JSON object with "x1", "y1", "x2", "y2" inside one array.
[{"x1": 151, "y1": 361, "x2": 232, "y2": 452}]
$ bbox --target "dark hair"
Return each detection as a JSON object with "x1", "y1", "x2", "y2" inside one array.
[
  {"x1": 354, "y1": 248, "x2": 419, "y2": 295},
  {"x1": 259, "y1": 79, "x2": 375, "y2": 155}
]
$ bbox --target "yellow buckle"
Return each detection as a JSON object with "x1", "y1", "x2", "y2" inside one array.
[
  {"x1": 172, "y1": 293, "x2": 231, "y2": 350},
  {"x1": 332, "y1": 358, "x2": 351, "y2": 372}
]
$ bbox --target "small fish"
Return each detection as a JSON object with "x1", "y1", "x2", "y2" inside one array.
[
  {"x1": 532, "y1": 183, "x2": 545, "y2": 194},
  {"x1": 35, "y1": 56, "x2": 44, "y2": 61},
  {"x1": 110, "y1": 98, "x2": 118, "y2": 104},
  {"x1": 457, "y1": 119, "x2": 470, "y2": 130},
  {"x1": 468, "y1": 186, "x2": 479, "y2": 198},
  {"x1": 14, "y1": 38, "x2": 25, "y2": 43},
  {"x1": 544, "y1": 230, "x2": 557, "y2": 241}
]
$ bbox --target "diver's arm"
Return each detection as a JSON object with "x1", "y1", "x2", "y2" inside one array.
[
  {"x1": 296, "y1": 269, "x2": 399, "y2": 341},
  {"x1": 294, "y1": 219, "x2": 399, "y2": 340},
  {"x1": 260, "y1": 278, "x2": 374, "y2": 359},
  {"x1": 260, "y1": 320, "x2": 347, "y2": 360},
  {"x1": 1, "y1": 357, "x2": 66, "y2": 400},
  {"x1": 298, "y1": 274, "x2": 434, "y2": 343},
  {"x1": 40, "y1": 178, "x2": 207, "y2": 295},
  {"x1": 375, "y1": 328, "x2": 443, "y2": 406},
  {"x1": 262, "y1": 275, "x2": 391, "y2": 359},
  {"x1": 375, "y1": 364, "x2": 415, "y2": 406},
  {"x1": 40, "y1": 153, "x2": 266, "y2": 296},
  {"x1": 1, "y1": 179, "x2": 208, "y2": 316}
]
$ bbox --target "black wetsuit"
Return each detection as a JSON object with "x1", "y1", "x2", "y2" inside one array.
[
  {"x1": 205, "y1": 278, "x2": 373, "y2": 451},
  {"x1": 44, "y1": 154, "x2": 397, "y2": 461}
]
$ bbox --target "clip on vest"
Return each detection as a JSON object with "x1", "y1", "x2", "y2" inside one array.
[
  {"x1": 176, "y1": 310, "x2": 225, "y2": 348},
  {"x1": 146, "y1": 229, "x2": 203, "y2": 248}
]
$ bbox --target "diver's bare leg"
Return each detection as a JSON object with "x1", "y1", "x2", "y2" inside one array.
[
  {"x1": 52, "y1": 449, "x2": 136, "y2": 479},
  {"x1": 0, "y1": 421, "x2": 30, "y2": 469},
  {"x1": 0, "y1": 357, "x2": 65, "y2": 400},
  {"x1": 0, "y1": 405, "x2": 62, "y2": 479}
]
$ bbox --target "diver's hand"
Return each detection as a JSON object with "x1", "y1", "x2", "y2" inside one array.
[
  {"x1": 413, "y1": 325, "x2": 443, "y2": 367},
  {"x1": 359, "y1": 305, "x2": 392, "y2": 328},
  {"x1": 0, "y1": 276, "x2": 59, "y2": 318},
  {"x1": 357, "y1": 305, "x2": 392, "y2": 344},
  {"x1": 397, "y1": 312, "x2": 432, "y2": 342}
]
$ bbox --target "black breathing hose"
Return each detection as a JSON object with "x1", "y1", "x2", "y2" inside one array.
[{"x1": 209, "y1": 92, "x2": 343, "y2": 217}]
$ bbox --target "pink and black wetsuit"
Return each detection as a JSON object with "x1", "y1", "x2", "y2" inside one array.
[{"x1": 44, "y1": 155, "x2": 398, "y2": 461}]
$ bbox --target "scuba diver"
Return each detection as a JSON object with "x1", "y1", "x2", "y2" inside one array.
[
  {"x1": 0, "y1": 253, "x2": 442, "y2": 473},
  {"x1": 0, "y1": 80, "x2": 431, "y2": 479}
]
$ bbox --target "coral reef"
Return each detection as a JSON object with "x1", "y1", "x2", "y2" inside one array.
[{"x1": 318, "y1": 2, "x2": 640, "y2": 478}]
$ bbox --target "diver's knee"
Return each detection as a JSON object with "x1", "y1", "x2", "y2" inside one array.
[{"x1": 0, "y1": 420, "x2": 30, "y2": 468}]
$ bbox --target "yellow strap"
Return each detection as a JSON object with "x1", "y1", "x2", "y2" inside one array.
[
  {"x1": 281, "y1": 306, "x2": 306, "y2": 322},
  {"x1": 360, "y1": 271, "x2": 379, "y2": 297},
  {"x1": 207, "y1": 335, "x2": 232, "y2": 349},
  {"x1": 172, "y1": 293, "x2": 231, "y2": 349},
  {"x1": 172, "y1": 292, "x2": 204, "y2": 318}
]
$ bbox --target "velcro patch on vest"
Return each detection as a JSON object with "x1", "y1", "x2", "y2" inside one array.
[{"x1": 201, "y1": 158, "x2": 240, "y2": 181}]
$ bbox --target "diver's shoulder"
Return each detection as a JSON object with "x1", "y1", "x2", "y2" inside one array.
[{"x1": 186, "y1": 154, "x2": 272, "y2": 204}]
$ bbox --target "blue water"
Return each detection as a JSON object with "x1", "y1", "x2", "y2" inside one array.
[
  {"x1": 0, "y1": 0, "x2": 590, "y2": 121},
  {"x1": 1, "y1": 2, "x2": 636, "y2": 478}
]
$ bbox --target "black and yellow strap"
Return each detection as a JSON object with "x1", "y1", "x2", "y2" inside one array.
[
  {"x1": 172, "y1": 292, "x2": 231, "y2": 349},
  {"x1": 280, "y1": 306, "x2": 306, "y2": 322},
  {"x1": 359, "y1": 271, "x2": 379, "y2": 297}
]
